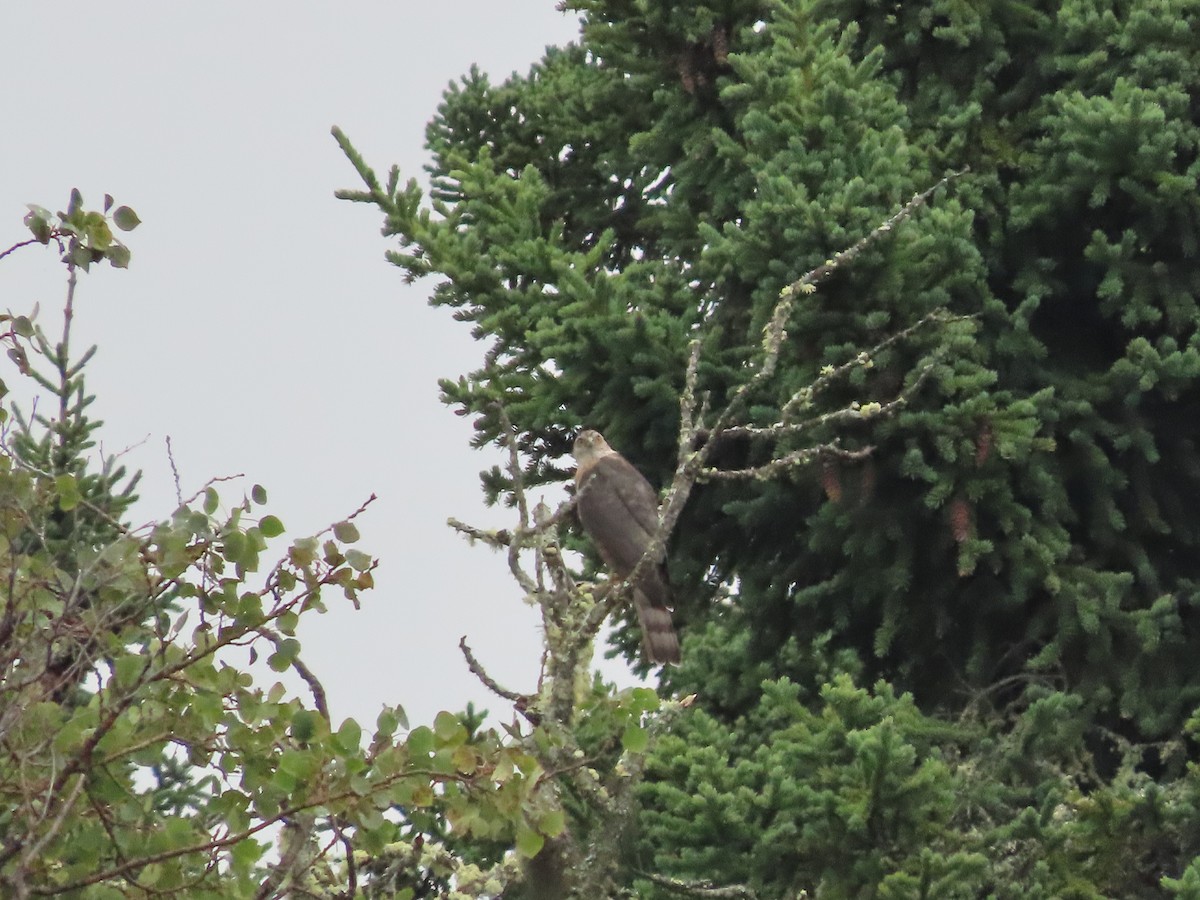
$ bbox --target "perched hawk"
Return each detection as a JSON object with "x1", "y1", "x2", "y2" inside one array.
[{"x1": 572, "y1": 429, "x2": 681, "y2": 665}]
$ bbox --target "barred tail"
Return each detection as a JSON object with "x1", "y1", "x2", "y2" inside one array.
[{"x1": 634, "y1": 570, "x2": 681, "y2": 664}]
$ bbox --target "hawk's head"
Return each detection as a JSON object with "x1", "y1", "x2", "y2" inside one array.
[{"x1": 572, "y1": 429, "x2": 614, "y2": 464}]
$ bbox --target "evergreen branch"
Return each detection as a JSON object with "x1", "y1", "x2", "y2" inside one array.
[
  {"x1": 330, "y1": 126, "x2": 393, "y2": 210},
  {"x1": 767, "y1": 168, "x2": 970, "y2": 369},
  {"x1": 704, "y1": 360, "x2": 937, "y2": 480},
  {"x1": 779, "y1": 309, "x2": 953, "y2": 423},
  {"x1": 625, "y1": 175, "x2": 970, "y2": 618}
]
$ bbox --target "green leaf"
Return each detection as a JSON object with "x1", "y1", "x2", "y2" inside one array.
[
  {"x1": 106, "y1": 243, "x2": 131, "y2": 268},
  {"x1": 407, "y1": 725, "x2": 434, "y2": 757},
  {"x1": 452, "y1": 744, "x2": 479, "y2": 774},
  {"x1": 333, "y1": 520, "x2": 360, "y2": 543},
  {"x1": 55, "y1": 473, "x2": 81, "y2": 511},
  {"x1": 112, "y1": 205, "x2": 141, "y2": 231},
  {"x1": 52, "y1": 714, "x2": 87, "y2": 754},
  {"x1": 114, "y1": 654, "x2": 144, "y2": 688},
  {"x1": 84, "y1": 213, "x2": 113, "y2": 249},
  {"x1": 289, "y1": 537, "x2": 317, "y2": 567},
  {"x1": 204, "y1": 487, "x2": 219, "y2": 514},
  {"x1": 267, "y1": 638, "x2": 300, "y2": 672},
  {"x1": 230, "y1": 838, "x2": 265, "y2": 869},
  {"x1": 515, "y1": 826, "x2": 545, "y2": 858},
  {"x1": 434, "y1": 710, "x2": 467, "y2": 745},
  {"x1": 69, "y1": 243, "x2": 93, "y2": 268},
  {"x1": 376, "y1": 708, "x2": 399, "y2": 737},
  {"x1": 251, "y1": 484, "x2": 268, "y2": 504},
  {"x1": 279, "y1": 748, "x2": 318, "y2": 780},
  {"x1": 630, "y1": 686, "x2": 660, "y2": 712},
  {"x1": 223, "y1": 529, "x2": 246, "y2": 563},
  {"x1": 291, "y1": 709, "x2": 319, "y2": 743},
  {"x1": 345, "y1": 548, "x2": 372, "y2": 571},
  {"x1": 539, "y1": 808, "x2": 566, "y2": 838},
  {"x1": 12, "y1": 316, "x2": 33, "y2": 338},
  {"x1": 621, "y1": 723, "x2": 648, "y2": 753},
  {"x1": 335, "y1": 718, "x2": 363, "y2": 754},
  {"x1": 259, "y1": 515, "x2": 285, "y2": 538}
]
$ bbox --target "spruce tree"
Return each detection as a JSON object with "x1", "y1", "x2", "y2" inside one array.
[{"x1": 339, "y1": 0, "x2": 1200, "y2": 894}]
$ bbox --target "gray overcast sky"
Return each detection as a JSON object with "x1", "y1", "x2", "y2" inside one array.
[{"x1": 0, "y1": 4, "x2": 629, "y2": 730}]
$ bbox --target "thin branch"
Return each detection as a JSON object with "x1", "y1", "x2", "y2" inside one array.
[
  {"x1": 699, "y1": 443, "x2": 874, "y2": 482},
  {"x1": 447, "y1": 517, "x2": 512, "y2": 549},
  {"x1": 779, "y1": 309, "x2": 956, "y2": 423},
  {"x1": 0, "y1": 237, "x2": 45, "y2": 264},
  {"x1": 332, "y1": 817, "x2": 357, "y2": 900},
  {"x1": 494, "y1": 404, "x2": 540, "y2": 596},
  {"x1": 642, "y1": 872, "x2": 764, "y2": 898},
  {"x1": 165, "y1": 436, "x2": 183, "y2": 507},
  {"x1": 708, "y1": 362, "x2": 936, "y2": 468},
  {"x1": 459, "y1": 637, "x2": 527, "y2": 705},
  {"x1": 677, "y1": 336, "x2": 705, "y2": 451}
]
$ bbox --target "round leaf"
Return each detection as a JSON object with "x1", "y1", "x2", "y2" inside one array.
[
  {"x1": 112, "y1": 205, "x2": 141, "y2": 231},
  {"x1": 259, "y1": 515, "x2": 285, "y2": 538}
]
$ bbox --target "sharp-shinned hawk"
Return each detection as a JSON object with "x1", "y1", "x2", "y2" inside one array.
[{"x1": 572, "y1": 429, "x2": 681, "y2": 665}]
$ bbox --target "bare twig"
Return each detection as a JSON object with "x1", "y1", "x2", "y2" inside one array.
[
  {"x1": 333, "y1": 818, "x2": 357, "y2": 900},
  {"x1": 0, "y1": 237, "x2": 46, "y2": 264},
  {"x1": 447, "y1": 517, "x2": 512, "y2": 549},
  {"x1": 459, "y1": 637, "x2": 527, "y2": 705},
  {"x1": 642, "y1": 872, "x2": 770, "y2": 898},
  {"x1": 779, "y1": 309, "x2": 955, "y2": 423},
  {"x1": 166, "y1": 436, "x2": 184, "y2": 507},
  {"x1": 698, "y1": 443, "x2": 875, "y2": 482},
  {"x1": 494, "y1": 405, "x2": 540, "y2": 596}
]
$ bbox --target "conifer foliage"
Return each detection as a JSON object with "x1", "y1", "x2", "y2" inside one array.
[{"x1": 340, "y1": 0, "x2": 1200, "y2": 894}]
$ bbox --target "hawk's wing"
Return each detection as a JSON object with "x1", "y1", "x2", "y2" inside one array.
[
  {"x1": 577, "y1": 453, "x2": 681, "y2": 664},
  {"x1": 576, "y1": 454, "x2": 662, "y2": 575}
]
